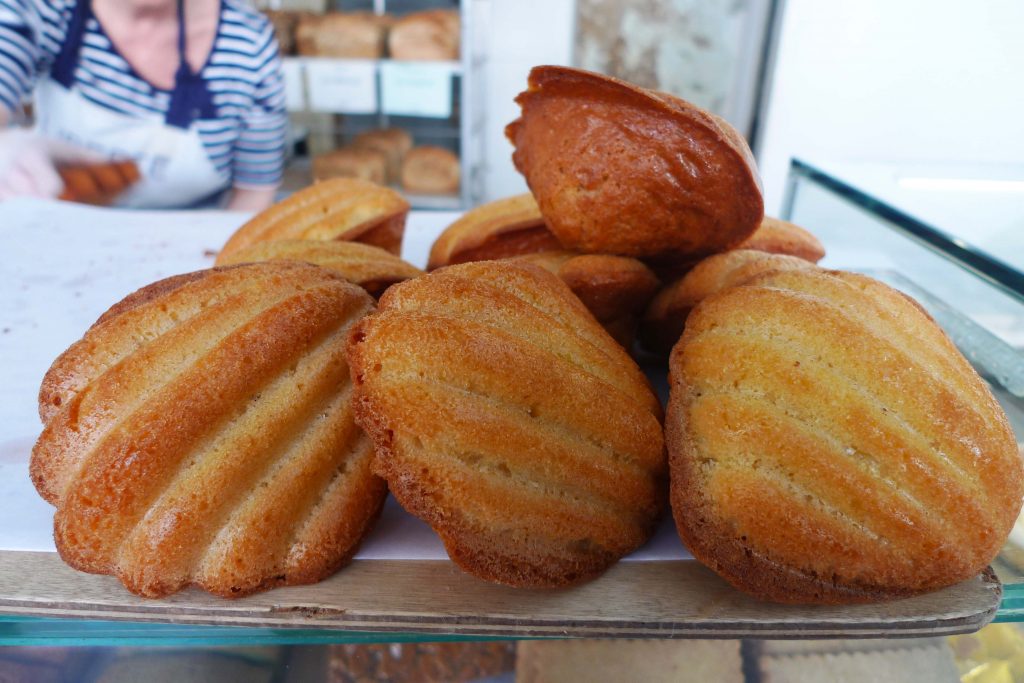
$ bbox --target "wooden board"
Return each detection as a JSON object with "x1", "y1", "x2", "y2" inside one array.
[{"x1": 0, "y1": 551, "x2": 1000, "y2": 639}]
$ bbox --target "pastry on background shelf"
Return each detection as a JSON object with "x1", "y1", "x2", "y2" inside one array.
[
  {"x1": 352, "y1": 128, "x2": 413, "y2": 185},
  {"x1": 263, "y1": 9, "x2": 299, "y2": 55},
  {"x1": 507, "y1": 65, "x2": 763, "y2": 260},
  {"x1": 312, "y1": 147, "x2": 389, "y2": 185},
  {"x1": 388, "y1": 9, "x2": 460, "y2": 61},
  {"x1": 296, "y1": 11, "x2": 392, "y2": 59},
  {"x1": 514, "y1": 251, "x2": 660, "y2": 349},
  {"x1": 218, "y1": 177, "x2": 410, "y2": 259},
  {"x1": 427, "y1": 193, "x2": 561, "y2": 270},
  {"x1": 640, "y1": 250, "x2": 816, "y2": 355},
  {"x1": 667, "y1": 267, "x2": 1023, "y2": 604},
  {"x1": 400, "y1": 145, "x2": 460, "y2": 195},
  {"x1": 347, "y1": 261, "x2": 666, "y2": 588},
  {"x1": 217, "y1": 239, "x2": 423, "y2": 297},
  {"x1": 31, "y1": 262, "x2": 386, "y2": 598}
]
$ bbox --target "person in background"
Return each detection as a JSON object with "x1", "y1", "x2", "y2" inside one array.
[{"x1": 0, "y1": 0, "x2": 285, "y2": 210}]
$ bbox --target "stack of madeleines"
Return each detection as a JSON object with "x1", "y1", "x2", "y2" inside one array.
[{"x1": 31, "y1": 66, "x2": 1022, "y2": 605}]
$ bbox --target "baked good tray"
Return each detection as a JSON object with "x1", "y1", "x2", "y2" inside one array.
[{"x1": 0, "y1": 197, "x2": 1008, "y2": 643}]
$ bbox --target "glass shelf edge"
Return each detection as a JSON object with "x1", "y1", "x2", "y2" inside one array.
[{"x1": 788, "y1": 159, "x2": 1024, "y2": 305}]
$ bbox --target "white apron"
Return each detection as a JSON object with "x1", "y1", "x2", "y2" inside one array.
[{"x1": 34, "y1": 0, "x2": 228, "y2": 209}]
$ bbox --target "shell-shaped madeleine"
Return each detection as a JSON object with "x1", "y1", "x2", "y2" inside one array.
[
  {"x1": 217, "y1": 239, "x2": 423, "y2": 297},
  {"x1": 427, "y1": 193, "x2": 561, "y2": 270},
  {"x1": 736, "y1": 216, "x2": 825, "y2": 263},
  {"x1": 515, "y1": 251, "x2": 660, "y2": 349},
  {"x1": 217, "y1": 178, "x2": 410, "y2": 261},
  {"x1": 32, "y1": 262, "x2": 385, "y2": 598},
  {"x1": 648, "y1": 215, "x2": 826, "y2": 282},
  {"x1": 348, "y1": 261, "x2": 665, "y2": 587},
  {"x1": 668, "y1": 268, "x2": 1022, "y2": 603},
  {"x1": 641, "y1": 250, "x2": 816, "y2": 354},
  {"x1": 506, "y1": 66, "x2": 763, "y2": 260}
]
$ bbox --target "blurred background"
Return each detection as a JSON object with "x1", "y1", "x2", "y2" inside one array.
[{"x1": 256, "y1": 0, "x2": 1024, "y2": 217}]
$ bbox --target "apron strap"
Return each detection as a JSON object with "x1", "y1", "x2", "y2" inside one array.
[
  {"x1": 165, "y1": 0, "x2": 217, "y2": 130},
  {"x1": 51, "y1": 0, "x2": 91, "y2": 89}
]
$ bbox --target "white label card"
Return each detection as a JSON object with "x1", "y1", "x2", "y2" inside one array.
[
  {"x1": 380, "y1": 62, "x2": 454, "y2": 119},
  {"x1": 281, "y1": 58, "x2": 305, "y2": 111},
  {"x1": 305, "y1": 59, "x2": 378, "y2": 114}
]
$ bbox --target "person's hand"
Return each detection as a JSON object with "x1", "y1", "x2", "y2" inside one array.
[{"x1": 0, "y1": 129, "x2": 63, "y2": 200}]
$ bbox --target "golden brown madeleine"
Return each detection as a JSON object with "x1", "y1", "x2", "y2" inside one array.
[
  {"x1": 32, "y1": 262, "x2": 386, "y2": 598},
  {"x1": 515, "y1": 251, "x2": 660, "y2": 348},
  {"x1": 506, "y1": 66, "x2": 763, "y2": 259},
  {"x1": 348, "y1": 261, "x2": 666, "y2": 587},
  {"x1": 668, "y1": 268, "x2": 1023, "y2": 604},
  {"x1": 217, "y1": 240, "x2": 423, "y2": 297},
  {"x1": 427, "y1": 193, "x2": 562, "y2": 270},
  {"x1": 640, "y1": 250, "x2": 815, "y2": 355},
  {"x1": 217, "y1": 178, "x2": 410, "y2": 261},
  {"x1": 648, "y1": 215, "x2": 825, "y2": 282},
  {"x1": 736, "y1": 216, "x2": 825, "y2": 263}
]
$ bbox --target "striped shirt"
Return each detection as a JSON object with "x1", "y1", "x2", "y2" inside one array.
[{"x1": 0, "y1": 0, "x2": 286, "y2": 188}]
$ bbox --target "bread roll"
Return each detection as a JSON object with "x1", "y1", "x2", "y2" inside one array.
[
  {"x1": 400, "y1": 146, "x2": 460, "y2": 195},
  {"x1": 296, "y1": 12, "x2": 390, "y2": 59},
  {"x1": 32, "y1": 262, "x2": 386, "y2": 598},
  {"x1": 352, "y1": 128, "x2": 414, "y2": 185},
  {"x1": 506, "y1": 66, "x2": 763, "y2": 259},
  {"x1": 218, "y1": 178, "x2": 410, "y2": 259},
  {"x1": 312, "y1": 147, "x2": 389, "y2": 185},
  {"x1": 263, "y1": 9, "x2": 298, "y2": 55},
  {"x1": 217, "y1": 239, "x2": 423, "y2": 297},
  {"x1": 427, "y1": 193, "x2": 561, "y2": 270},
  {"x1": 348, "y1": 261, "x2": 665, "y2": 587},
  {"x1": 515, "y1": 251, "x2": 659, "y2": 349},
  {"x1": 668, "y1": 268, "x2": 1023, "y2": 603},
  {"x1": 640, "y1": 250, "x2": 816, "y2": 354},
  {"x1": 388, "y1": 9, "x2": 460, "y2": 61}
]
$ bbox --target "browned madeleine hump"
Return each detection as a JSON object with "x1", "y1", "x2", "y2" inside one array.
[
  {"x1": 217, "y1": 239, "x2": 423, "y2": 297},
  {"x1": 217, "y1": 178, "x2": 410, "y2": 261},
  {"x1": 736, "y1": 216, "x2": 825, "y2": 263},
  {"x1": 667, "y1": 268, "x2": 1023, "y2": 604},
  {"x1": 348, "y1": 261, "x2": 666, "y2": 587},
  {"x1": 515, "y1": 251, "x2": 659, "y2": 349},
  {"x1": 648, "y1": 215, "x2": 825, "y2": 282},
  {"x1": 31, "y1": 262, "x2": 387, "y2": 598},
  {"x1": 427, "y1": 193, "x2": 561, "y2": 270},
  {"x1": 640, "y1": 250, "x2": 815, "y2": 355},
  {"x1": 506, "y1": 66, "x2": 763, "y2": 259}
]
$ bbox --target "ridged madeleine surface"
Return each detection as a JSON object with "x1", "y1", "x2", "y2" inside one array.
[
  {"x1": 736, "y1": 216, "x2": 825, "y2": 263},
  {"x1": 506, "y1": 66, "x2": 763, "y2": 260},
  {"x1": 640, "y1": 250, "x2": 815, "y2": 354},
  {"x1": 646, "y1": 215, "x2": 825, "y2": 282},
  {"x1": 515, "y1": 251, "x2": 659, "y2": 348},
  {"x1": 216, "y1": 240, "x2": 423, "y2": 297},
  {"x1": 217, "y1": 178, "x2": 410, "y2": 260},
  {"x1": 32, "y1": 262, "x2": 386, "y2": 598},
  {"x1": 668, "y1": 268, "x2": 1023, "y2": 603},
  {"x1": 427, "y1": 193, "x2": 560, "y2": 269},
  {"x1": 348, "y1": 261, "x2": 666, "y2": 587}
]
